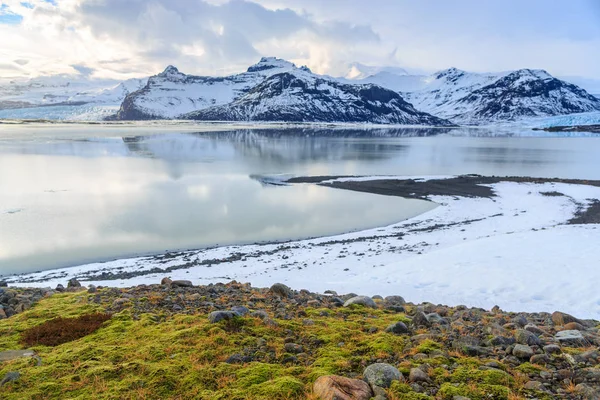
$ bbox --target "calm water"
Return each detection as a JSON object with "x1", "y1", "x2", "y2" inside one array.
[{"x1": 1, "y1": 125, "x2": 600, "y2": 276}]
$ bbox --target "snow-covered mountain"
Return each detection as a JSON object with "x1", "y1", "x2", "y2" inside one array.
[
  {"x1": 0, "y1": 74, "x2": 146, "y2": 110},
  {"x1": 114, "y1": 58, "x2": 304, "y2": 120},
  {"x1": 115, "y1": 58, "x2": 451, "y2": 125},
  {"x1": 344, "y1": 62, "x2": 409, "y2": 80},
  {"x1": 349, "y1": 66, "x2": 600, "y2": 124},
  {"x1": 183, "y1": 70, "x2": 451, "y2": 125},
  {"x1": 443, "y1": 69, "x2": 600, "y2": 123}
]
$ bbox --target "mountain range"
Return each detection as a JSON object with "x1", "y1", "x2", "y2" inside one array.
[{"x1": 2, "y1": 57, "x2": 600, "y2": 126}]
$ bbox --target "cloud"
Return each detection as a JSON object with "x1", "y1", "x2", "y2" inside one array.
[{"x1": 71, "y1": 64, "x2": 95, "y2": 76}]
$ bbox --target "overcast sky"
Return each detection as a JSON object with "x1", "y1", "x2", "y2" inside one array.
[{"x1": 1, "y1": 0, "x2": 600, "y2": 80}]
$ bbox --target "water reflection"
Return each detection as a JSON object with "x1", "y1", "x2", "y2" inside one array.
[{"x1": 1, "y1": 126, "x2": 600, "y2": 275}]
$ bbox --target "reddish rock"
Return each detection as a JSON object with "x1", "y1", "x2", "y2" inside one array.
[{"x1": 313, "y1": 375, "x2": 373, "y2": 400}]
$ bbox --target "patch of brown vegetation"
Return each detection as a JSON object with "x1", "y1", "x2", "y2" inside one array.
[{"x1": 20, "y1": 312, "x2": 111, "y2": 347}]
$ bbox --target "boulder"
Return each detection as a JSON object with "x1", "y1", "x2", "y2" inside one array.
[
  {"x1": 171, "y1": 280, "x2": 193, "y2": 288},
  {"x1": 208, "y1": 311, "x2": 239, "y2": 323},
  {"x1": 409, "y1": 368, "x2": 430, "y2": 383},
  {"x1": 552, "y1": 311, "x2": 583, "y2": 326},
  {"x1": 343, "y1": 296, "x2": 377, "y2": 308},
  {"x1": 385, "y1": 322, "x2": 409, "y2": 335},
  {"x1": 313, "y1": 375, "x2": 373, "y2": 400},
  {"x1": 513, "y1": 344, "x2": 534, "y2": 359},
  {"x1": 160, "y1": 277, "x2": 172, "y2": 286},
  {"x1": 0, "y1": 371, "x2": 19, "y2": 386},
  {"x1": 384, "y1": 295, "x2": 406, "y2": 305},
  {"x1": 363, "y1": 363, "x2": 403, "y2": 388},
  {"x1": 555, "y1": 330, "x2": 591, "y2": 347},
  {"x1": 270, "y1": 283, "x2": 292, "y2": 298},
  {"x1": 67, "y1": 278, "x2": 81, "y2": 288},
  {"x1": 515, "y1": 329, "x2": 541, "y2": 346}
]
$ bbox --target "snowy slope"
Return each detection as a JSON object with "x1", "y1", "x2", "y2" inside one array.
[
  {"x1": 348, "y1": 66, "x2": 600, "y2": 125},
  {"x1": 114, "y1": 58, "x2": 303, "y2": 120},
  {"x1": 449, "y1": 69, "x2": 600, "y2": 124},
  {"x1": 0, "y1": 75, "x2": 146, "y2": 109},
  {"x1": 344, "y1": 62, "x2": 409, "y2": 80},
  {"x1": 182, "y1": 70, "x2": 452, "y2": 125}
]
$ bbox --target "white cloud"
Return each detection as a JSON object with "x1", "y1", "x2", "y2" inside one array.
[{"x1": 0, "y1": 0, "x2": 600, "y2": 80}]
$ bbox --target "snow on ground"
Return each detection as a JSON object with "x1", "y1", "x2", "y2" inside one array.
[{"x1": 8, "y1": 179, "x2": 600, "y2": 319}]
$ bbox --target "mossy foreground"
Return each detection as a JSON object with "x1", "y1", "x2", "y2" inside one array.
[{"x1": 0, "y1": 281, "x2": 599, "y2": 399}]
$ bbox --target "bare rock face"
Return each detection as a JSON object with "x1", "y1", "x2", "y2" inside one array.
[
  {"x1": 552, "y1": 311, "x2": 584, "y2": 326},
  {"x1": 313, "y1": 375, "x2": 373, "y2": 400}
]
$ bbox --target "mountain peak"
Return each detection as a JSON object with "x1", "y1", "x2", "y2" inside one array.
[
  {"x1": 158, "y1": 65, "x2": 181, "y2": 77},
  {"x1": 247, "y1": 57, "x2": 297, "y2": 73}
]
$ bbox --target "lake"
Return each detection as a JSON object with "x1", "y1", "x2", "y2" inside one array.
[{"x1": 1, "y1": 124, "x2": 600, "y2": 276}]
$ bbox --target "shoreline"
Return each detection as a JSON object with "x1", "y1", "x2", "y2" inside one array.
[{"x1": 5, "y1": 175, "x2": 600, "y2": 319}]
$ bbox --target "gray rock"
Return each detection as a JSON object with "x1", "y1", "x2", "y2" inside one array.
[
  {"x1": 576, "y1": 383, "x2": 600, "y2": 399},
  {"x1": 208, "y1": 311, "x2": 239, "y2": 323},
  {"x1": 426, "y1": 313, "x2": 448, "y2": 325},
  {"x1": 385, "y1": 322, "x2": 409, "y2": 335},
  {"x1": 171, "y1": 280, "x2": 193, "y2": 288},
  {"x1": 0, "y1": 371, "x2": 19, "y2": 386},
  {"x1": 513, "y1": 344, "x2": 534, "y2": 359},
  {"x1": 524, "y1": 324, "x2": 545, "y2": 336},
  {"x1": 555, "y1": 330, "x2": 591, "y2": 347},
  {"x1": 87, "y1": 285, "x2": 97, "y2": 294},
  {"x1": 343, "y1": 295, "x2": 377, "y2": 308},
  {"x1": 372, "y1": 295, "x2": 383, "y2": 301},
  {"x1": 231, "y1": 306, "x2": 250, "y2": 316},
  {"x1": 409, "y1": 368, "x2": 430, "y2": 383},
  {"x1": 412, "y1": 311, "x2": 430, "y2": 327},
  {"x1": 524, "y1": 380, "x2": 548, "y2": 392},
  {"x1": 55, "y1": 284, "x2": 65, "y2": 292},
  {"x1": 515, "y1": 329, "x2": 541, "y2": 346},
  {"x1": 513, "y1": 315, "x2": 528, "y2": 327},
  {"x1": 543, "y1": 344, "x2": 562, "y2": 355},
  {"x1": 363, "y1": 363, "x2": 403, "y2": 388},
  {"x1": 0, "y1": 281, "x2": 7, "y2": 288},
  {"x1": 270, "y1": 283, "x2": 292, "y2": 298},
  {"x1": 284, "y1": 343, "x2": 303, "y2": 354},
  {"x1": 251, "y1": 310, "x2": 269, "y2": 319},
  {"x1": 0, "y1": 349, "x2": 35, "y2": 362},
  {"x1": 384, "y1": 295, "x2": 406, "y2": 305},
  {"x1": 67, "y1": 278, "x2": 81, "y2": 288}
]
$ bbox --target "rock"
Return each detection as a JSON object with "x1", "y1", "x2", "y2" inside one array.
[
  {"x1": 363, "y1": 363, "x2": 403, "y2": 388},
  {"x1": 384, "y1": 295, "x2": 406, "y2": 305},
  {"x1": 530, "y1": 354, "x2": 550, "y2": 365},
  {"x1": 409, "y1": 368, "x2": 430, "y2": 383},
  {"x1": 171, "y1": 280, "x2": 193, "y2": 288},
  {"x1": 313, "y1": 375, "x2": 373, "y2": 400},
  {"x1": 515, "y1": 329, "x2": 541, "y2": 346},
  {"x1": 372, "y1": 295, "x2": 383, "y2": 301},
  {"x1": 552, "y1": 311, "x2": 583, "y2": 326},
  {"x1": 555, "y1": 330, "x2": 591, "y2": 347},
  {"x1": 575, "y1": 383, "x2": 600, "y2": 399},
  {"x1": 524, "y1": 380, "x2": 548, "y2": 392},
  {"x1": 452, "y1": 397, "x2": 471, "y2": 400},
  {"x1": 87, "y1": 285, "x2": 97, "y2": 294},
  {"x1": 543, "y1": 344, "x2": 562, "y2": 355},
  {"x1": 385, "y1": 322, "x2": 409, "y2": 335},
  {"x1": 55, "y1": 284, "x2": 65, "y2": 292},
  {"x1": 513, "y1": 344, "x2": 534, "y2": 359},
  {"x1": 489, "y1": 336, "x2": 515, "y2": 347},
  {"x1": 251, "y1": 310, "x2": 269, "y2": 319},
  {"x1": 160, "y1": 277, "x2": 172, "y2": 286},
  {"x1": 513, "y1": 315, "x2": 528, "y2": 327},
  {"x1": 0, "y1": 371, "x2": 19, "y2": 386},
  {"x1": 575, "y1": 350, "x2": 600, "y2": 365},
  {"x1": 225, "y1": 354, "x2": 252, "y2": 364},
  {"x1": 231, "y1": 306, "x2": 250, "y2": 316},
  {"x1": 284, "y1": 343, "x2": 303, "y2": 354},
  {"x1": 426, "y1": 313, "x2": 448, "y2": 325},
  {"x1": 0, "y1": 349, "x2": 35, "y2": 362},
  {"x1": 208, "y1": 311, "x2": 239, "y2": 323},
  {"x1": 270, "y1": 283, "x2": 292, "y2": 298},
  {"x1": 524, "y1": 324, "x2": 545, "y2": 336},
  {"x1": 343, "y1": 296, "x2": 377, "y2": 308},
  {"x1": 67, "y1": 278, "x2": 81, "y2": 288},
  {"x1": 563, "y1": 322, "x2": 586, "y2": 331},
  {"x1": 412, "y1": 311, "x2": 430, "y2": 327},
  {"x1": 0, "y1": 281, "x2": 7, "y2": 287}
]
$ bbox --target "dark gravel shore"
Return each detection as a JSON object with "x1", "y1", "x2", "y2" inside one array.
[{"x1": 288, "y1": 175, "x2": 600, "y2": 224}]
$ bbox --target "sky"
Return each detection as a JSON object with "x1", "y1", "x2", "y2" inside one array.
[{"x1": 1, "y1": 0, "x2": 600, "y2": 82}]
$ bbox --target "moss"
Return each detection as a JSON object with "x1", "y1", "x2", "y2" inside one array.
[
  {"x1": 515, "y1": 362, "x2": 545, "y2": 374},
  {"x1": 447, "y1": 366, "x2": 514, "y2": 387},
  {"x1": 415, "y1": 339, "x2": 442, "y2": 354},
  {"x1": 438, "y1": 383, "x2": 509, "y2": 400},
  {"x1": 389, "y1": 381, "x2": 433, "y2": 399}
]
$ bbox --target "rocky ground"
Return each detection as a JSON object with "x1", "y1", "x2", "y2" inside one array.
[{"x1": 0, "y1": 279, "x2": 599, "y2": 399}]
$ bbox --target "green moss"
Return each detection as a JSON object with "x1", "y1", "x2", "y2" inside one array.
[
  {"x1": 447, "y1": 366, "x2": 514, "y2": 387},
  {"x1": 415, "y1": 339, "x2": 442, "y2": 354},
  {"x1": 389, "y1": 381, "x2": 433, "y2": 399},
  {"x1": 515, "y1": 362, "x2": 545, "y2": 374},
  {"x1": 438, "y1": 383, "x2": 509, "y2": 400}
]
